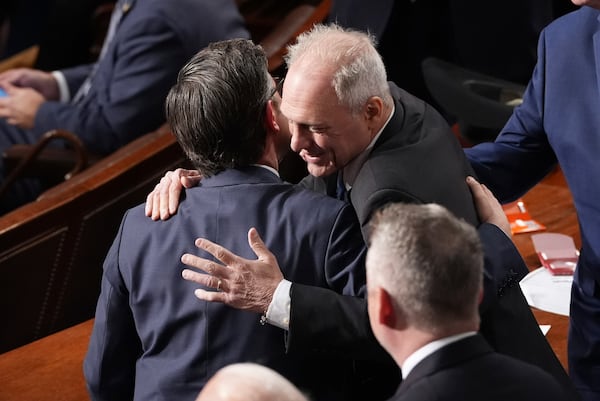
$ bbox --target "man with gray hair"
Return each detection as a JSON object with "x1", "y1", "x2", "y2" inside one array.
[{"x1": 367, "y1": 202, "x2": 570, "y2": 401}]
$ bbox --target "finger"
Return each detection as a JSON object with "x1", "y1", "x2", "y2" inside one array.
[
  {"x1": 181, "y1": 269, "x2": 225, "y2": 291},
  {"x1": 194, "y1": 237, "x2": 240, "y2": 268},
  {"x1": 193, "y1": 288, "x2": 228, "y2": 303},
  {"x1": 181, "y1": 170, "x2": 202, "y2": 189},
  {"x1": 466, "y1": 175, "x2": 481, "y2": 192},
  {"x1": 158, "y1": 174, "x2": 175, "y2": 220},
  {"x1": 247, "y1": 227, "x2": 273, "y2": 262},
  {"x1": 181, "y1": 252, "x2": 233, "y2": 279},
  {"x1": 168, "y1": 175, "x2": 183, "y2": 215},
  {"x1": 145, "y1": 183, "x2": 159, "y2": 218}
]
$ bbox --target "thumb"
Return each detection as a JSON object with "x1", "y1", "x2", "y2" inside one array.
[{"x1": 247, "y1": 227, "x2": 271, "y2": 261}]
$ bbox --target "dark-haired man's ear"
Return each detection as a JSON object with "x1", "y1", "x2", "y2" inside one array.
[{"x1": 265, "y1": 100, "x2": 280, "y2": 134}]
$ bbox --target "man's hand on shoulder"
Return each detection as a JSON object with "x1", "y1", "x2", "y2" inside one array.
[
  {"x1": 181, "y1": 228, "x2": 284, "y2": 314},
  {"x1": 467, "y1": 176, "x2": 511, "y2": 238},
  {"x1": 145, "y1": 168, "x2": 202, "y2": 220}
]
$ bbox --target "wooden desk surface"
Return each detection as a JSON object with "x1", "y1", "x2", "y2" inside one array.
[
  {"x1": 0, "y1": 168, "x2": 577, "y2": 399},
  {"x1": 0, "y1": 319, "x2": 93, "y2": 401},
  {"x1": 511, "y1": 167, "x2": 578, "y2": 371}
]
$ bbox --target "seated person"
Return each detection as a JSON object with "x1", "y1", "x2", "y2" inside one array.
[
  {"x1": 196, "y1": 363, "x2": 310, "y2": 401},
  {"x1": 84, "y1": 38, "x2": 366, "y2": 401},
  {"x1": 0, "y1": 0, "x2": 248, "y2": 213},
  {"x1": 366, "y1": 202, "x2": 571, "y2": 401}
]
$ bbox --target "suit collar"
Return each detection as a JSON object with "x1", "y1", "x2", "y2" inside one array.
[
  {"x1": 199, "y1": 166, "x2": 282, "y2": 188},
  {"x1": 395, "y1": 334, "x2": 493, "y2": 397},
  {"x1": 373, "y1": 82, "x2": 408, "y2": 150}
]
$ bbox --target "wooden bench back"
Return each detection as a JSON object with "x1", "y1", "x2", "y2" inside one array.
[{"x1": 0, "y1": 125, "x2": 188, "y2": 353}]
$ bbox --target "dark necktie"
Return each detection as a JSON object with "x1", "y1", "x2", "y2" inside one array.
[
  {"x1": 336, "y1": 172, "x2": 349, "y2": 201},
  {"x1": 72, "y1": 0, "x2": 131, "y2": 102}
]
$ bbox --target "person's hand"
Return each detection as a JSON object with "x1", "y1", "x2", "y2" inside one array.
[
  {"x1": 0, "y1": 84, "x2": 45, "y2": 129},
  {"x1": 0, "y1": 68, "x2": 60, "y2": 100},
  {"x1": 466, "y1": 176, "x2": 511, "y2": 238},
  {"x1": 181, "y1": 228, "x2": 284, "y2": 314},
  {"x1": 145, "y1": 168, "x2": 202, "y2": 220}
]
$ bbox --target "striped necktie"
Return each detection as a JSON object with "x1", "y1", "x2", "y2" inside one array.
[{"x1": 72, "y1": 0, "x2": 132, "y2": 103}]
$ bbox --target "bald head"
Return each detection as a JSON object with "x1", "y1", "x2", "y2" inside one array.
[{"x1": 196, "y1": 363, "x2": 309, "y2": 401}]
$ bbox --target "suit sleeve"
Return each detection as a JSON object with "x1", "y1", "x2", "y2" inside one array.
[
  {"x1": 323, "y1": 204, "x2": 367, "y2": 297},
  {"x1": 83, "y1": 213, "x2": 141, "y2": 401},
  {"x1": 34, "y1": 12, "x2": 188, "y2": 155},
  {"x1": 465, "y1": 29, "x2": 558, "y2": 203},
  {"x1": 477, "y1": 223, "x2": 529, "y2": 313},
  {"x1": 60, "y1": 63, "x2": 96, "y2": 95}
]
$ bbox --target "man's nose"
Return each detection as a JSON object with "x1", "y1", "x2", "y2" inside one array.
[{"x1": 290, "y1": 124, "x2": 310, "y2": 152}]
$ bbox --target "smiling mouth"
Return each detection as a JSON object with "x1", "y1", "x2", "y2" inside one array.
[{"x1": 300, "y1": 150, "x2": 324, "y2": 164}]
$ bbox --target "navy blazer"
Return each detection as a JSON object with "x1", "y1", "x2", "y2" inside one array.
[
  {"x1": 390, "y1": 334, "x2": 570, "y2": 401},
  {"x1": 288, "y1": 83, "x2": 575, "y2": 399},
  {"x1": 84, "y1": 167, "x2": 367, "y2": 401},
  {"x1": 466, "y1": 6, "x2": 600, "y2": 288}
]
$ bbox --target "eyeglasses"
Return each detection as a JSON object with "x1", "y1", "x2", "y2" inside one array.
[{"x1": 269, "y1": 76, "x2": 285, "y2": 98}]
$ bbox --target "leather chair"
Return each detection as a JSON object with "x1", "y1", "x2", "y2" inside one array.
[{"x1": 422, "y1": 57, "x2": 526, "y2": 145}]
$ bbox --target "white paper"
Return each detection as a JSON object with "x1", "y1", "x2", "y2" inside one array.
[{"x1": 519, "y1": 267, "x2": 573, "y2": 316}]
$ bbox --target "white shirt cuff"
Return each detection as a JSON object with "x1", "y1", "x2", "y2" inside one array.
[
  {"x1": 51, "y1": 71, "x2": 70, "y2": 102},
  {"x1": 265, "y1": 279, "x2": 292, "y2": 330}
]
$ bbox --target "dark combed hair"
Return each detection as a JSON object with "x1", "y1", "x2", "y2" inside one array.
[{"x1": 165, "y1": 38, "x2": 271, "y2": 176}]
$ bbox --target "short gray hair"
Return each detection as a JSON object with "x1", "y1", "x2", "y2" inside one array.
[
  {"x1": 285, "y1": 23, "x2": 392, "y2": 114},
  {"x1": 367, "y1": 203, "x2": 483, "y2": 334}
]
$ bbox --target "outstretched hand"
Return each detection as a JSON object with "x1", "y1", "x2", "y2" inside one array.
[
  {"x1": 466, "y1": 176, "x2": 511, "y2": 238},
  {"x1": 181, "y1": 228, "x2": 284, "y2": 313},
  {"x1": 145, "y1": 168, "x2": 201, "y2": 220}
]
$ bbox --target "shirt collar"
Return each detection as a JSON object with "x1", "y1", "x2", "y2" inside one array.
[
  {"x1": 251, "y1": 164, "x2": 280, "y2": 178},
  {"x1": 401, "y1": 331, "x2": 477, "y2": 379},
  {"x1": 340, "y1": 105, "x2": 395, "y2": 190}
]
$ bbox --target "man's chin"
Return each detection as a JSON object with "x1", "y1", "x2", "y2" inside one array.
[{"x1": 307, "y1": 164, "x2": 337, "y2": 178}]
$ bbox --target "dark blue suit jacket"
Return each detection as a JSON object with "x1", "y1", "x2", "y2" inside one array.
[
  {"x1": 84, "y1": 167, "x2": 367, "y2": 401},
  {"x1": 465, "y1": 7, "x2": 600, "y2": 397},
  {"x1": 0, "y1": 0, "x2": 248, "y2": 154},
  {"x1": 390, "y1": 334, "x2": 570, "y2": 401},
  {"x1": 0, "y1": 0, "x2": 248, "y2": 211},
  {"x1": 40, "y1": 0, "x2": 249, "y2": 155}
]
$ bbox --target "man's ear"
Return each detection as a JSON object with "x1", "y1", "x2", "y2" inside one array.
[
  {"x1": 377, "y1": 287, "x2": 397, "y2": 329},
  {"x1": 478, "y1": 286, "x2": 484, "y2": 305},
  {"x1": 365, "y1": 96, "x2": 384, "y2": 121},
  {"x1": 264, "y1": 100, "x2": 280, "y2": 133}
]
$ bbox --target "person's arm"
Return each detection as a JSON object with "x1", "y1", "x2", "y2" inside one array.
[
  {"x1": 84, "y1": 214, "x2": 141, "y2": 401},
  {"x1": 35, "y1": 12, "x2": 192, "y2": 155}
]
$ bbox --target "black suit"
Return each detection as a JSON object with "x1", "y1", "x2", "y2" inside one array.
[
  {"x1": 290, "y1": 83, "x2": 577, "y2": 399},
  {"x1": 390, "y1": 334, "x2": 570, "y2": 401}
]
